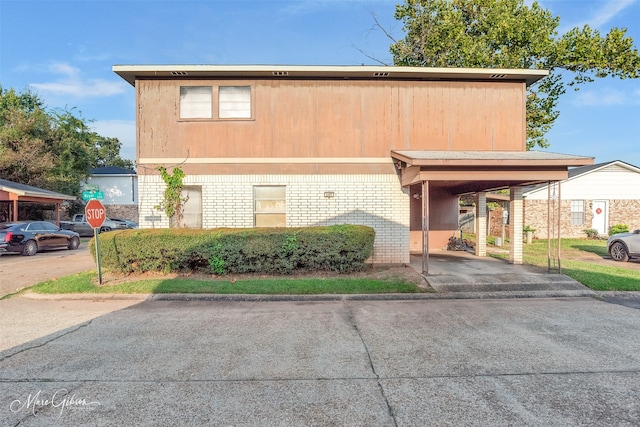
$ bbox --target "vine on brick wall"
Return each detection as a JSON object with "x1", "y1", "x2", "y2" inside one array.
[{"x1": 154, "y1": 166, "x2": 188, "y2": 227}]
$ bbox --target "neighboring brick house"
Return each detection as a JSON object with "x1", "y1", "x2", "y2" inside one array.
[
  {"x1": 83, "y1": 167, "x2": 138, "y2": 222},
  {"x1": 113, "y1": 65, "x2": 592, "y2": 270},
  {"x1": 523, "y1": 160, "x2": 640, "y2": 238}
]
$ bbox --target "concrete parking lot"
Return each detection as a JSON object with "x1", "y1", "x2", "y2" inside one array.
[{"x1": 2, "y1": 297, "x2": 640, "y2": 426}]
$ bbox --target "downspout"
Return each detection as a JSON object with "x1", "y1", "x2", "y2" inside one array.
[{"x1": 557, "y1": 181, "x2": 562, "y2": 274}]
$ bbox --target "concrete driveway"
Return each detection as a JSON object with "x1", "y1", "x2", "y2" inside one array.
[{"x1": 1, "y1": 297, "x2": 639, "y2": 426}]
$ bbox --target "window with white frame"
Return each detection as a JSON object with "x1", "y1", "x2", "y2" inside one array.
[
  {"x1": 219, "y1": 86, "x2": 251, "y2": 119},
  {"x1": 570, "y1": 200, "x2": 585, "y2": 226},
  {"x1": 180, "y1": 86, "x2": 212, "y2": 119},
  {"x1": 254, "y1": 186, "x2": 286, "y2": 227}
]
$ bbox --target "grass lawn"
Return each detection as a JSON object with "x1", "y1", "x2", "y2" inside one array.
[
  {"x1": 19, "y1": 238, "x2": 640, "y2": 295},
  {"x1": 492, "y1": 238, "x2": 640, "y2": 291},
  {"x1": 25, "y1": 270, "x2": 427, "y2": 295}
]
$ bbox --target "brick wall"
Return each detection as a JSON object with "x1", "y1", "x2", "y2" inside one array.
[
  {"x1": 524, "y1": 199, "x2": 640, "y2": 238},
  {"x1": 105, "y1": 205, "x2": 139, "y2": 222},
  {"x1": 609, "y1": 200, "x2": 640, "y2": 231},
  {"x1": 138, "y1": 174, "x2": 410, "y2": 264}
]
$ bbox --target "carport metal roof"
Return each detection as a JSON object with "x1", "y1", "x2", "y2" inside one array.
[
  {"x1": 0, "y1": 179, "x2": 76, "y2": 223},
  {"x1": 391, "y1": 150, "x2": 594, "y2": 194}
]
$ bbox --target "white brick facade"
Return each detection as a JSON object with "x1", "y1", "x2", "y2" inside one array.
[{"x1": 138, "y1": 174, "x2": 410, "y2": 264}]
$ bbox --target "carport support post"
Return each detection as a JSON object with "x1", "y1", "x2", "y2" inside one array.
[
  {"x1": 55, "y1": 202, "x2": 61, "y2": 227},
  {"x1": 475, "y1": 192, "x2": 487, "y2": 257},
  {"x1": 421, "y1": 180, "x2": 430, "y2": 275},
  {"x1": 510, "y1": 186, "x2": 524, "y2": 264}
]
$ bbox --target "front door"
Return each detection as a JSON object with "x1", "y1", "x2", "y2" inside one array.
[
  {"x1": 591, "y1": 200, "x2": 608, "y2": 235},
  {"x1": 173, "y1": 186, "x2": 202, "y2": 228}
]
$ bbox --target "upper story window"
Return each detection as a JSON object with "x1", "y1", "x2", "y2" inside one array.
[
  {"x1": 180, "y1": 86, "x2": 212, "y2": 119},
  {"x1": 179, "y1": 85, "x2": 252, "y2": 120},
  {"x1": 219, "y1": 86, "x2": 251, "y2": 119}
]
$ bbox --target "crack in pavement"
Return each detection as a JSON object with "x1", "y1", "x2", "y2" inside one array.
[
  {"x1": 3, "y1": 368, "x2": 640, "y2": 384},
  {"x1": 0, "y1": 320, "x2": 94, "y2": 363},
  {"x1": 343, "y1": 301, "x2": 398, "y2": 427}
]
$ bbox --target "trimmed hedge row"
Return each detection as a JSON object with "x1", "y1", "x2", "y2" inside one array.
[{"x1": 90, "y1": 225, "x2": 375, "y2": 275}]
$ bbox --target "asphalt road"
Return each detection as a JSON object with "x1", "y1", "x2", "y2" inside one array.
[
  {"x1": 1, "y1": 297, "x2": 640, "y2": 426},
  {"x1": 0, "y1": 243, "x2": 95, "y2": 297}
]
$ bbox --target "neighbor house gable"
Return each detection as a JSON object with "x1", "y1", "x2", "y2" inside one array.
[{"x1": 523, "y1": 160, "x2": 640, "y2": 200}]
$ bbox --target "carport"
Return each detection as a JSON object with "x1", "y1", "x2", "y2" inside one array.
[
  {"x1": 391, "y1": 150, "x2": 594, "y2": 275},
  {"x1": 0, "y1": 179, "x2": 76, "y2": 225}
]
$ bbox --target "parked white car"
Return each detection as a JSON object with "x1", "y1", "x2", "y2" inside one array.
[{"x1": 607, "y1": 230, "x2": 640, "y2": 262}]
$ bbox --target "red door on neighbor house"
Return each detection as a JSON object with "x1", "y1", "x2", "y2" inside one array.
[{"x1": 592, "y1": 200, "x2": 608, "y2": 235}]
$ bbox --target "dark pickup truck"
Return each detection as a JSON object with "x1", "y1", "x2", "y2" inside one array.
[{"x1": 60, "y1": 214, "x2": 127, "y2": 236}]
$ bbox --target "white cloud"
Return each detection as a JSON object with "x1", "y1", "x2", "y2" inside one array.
[
  {"x1": 573, "y1": 89, "x2": 627, "y2": 107},
  {"x1": 555, "y1": 0, "x2": 638, "y2": 29},
  {"x1": 279, "y1": 0, "x2": 359, "y2": 15},
  {"x1": 29, "y1": 62, "x2": 128, "y2": 98},
  {"x1": 588, "y1": 0, "x2": 636, "y2": 28},
  {"x1": 91, "y1": 119, "x2": 137, "y2": 162},
  {"x1": 49, "y1": 62, "x2": 80, "y2": 77}
]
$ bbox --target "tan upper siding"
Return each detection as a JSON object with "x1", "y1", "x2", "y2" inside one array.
[{"x1": 137, "y1": 79, "x2": 526, "y2": 161}]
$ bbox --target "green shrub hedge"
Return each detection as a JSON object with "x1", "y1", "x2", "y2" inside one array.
[
  {"x1": 609, "y1": 224, "x2": 629, "y2": 235},
  {"x1": 90, "y1": 225, "x2": 375, "y2": 275}
]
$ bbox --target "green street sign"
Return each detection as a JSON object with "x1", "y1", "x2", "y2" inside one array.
[{"x1": 82, "y1": 190, "x2": 104, "y2": 201}]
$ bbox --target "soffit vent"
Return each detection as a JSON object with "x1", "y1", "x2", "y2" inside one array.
[
  {"x1": 490, "y1": 74, "x2": 507, "y2": 79},
  {"x1": 373, "y1": 72, "x2": 390, "y2": 77},
  {"x1": 171, "y1": 71, "x2": 189, "y2": 76},
  {"x1": 273, "y1": 71, "x2": 289, "y2": 76}
]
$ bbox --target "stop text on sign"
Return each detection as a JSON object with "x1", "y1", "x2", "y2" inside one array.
[
  {"x1": 86, "y1": 208, "x2": 105, "y2": 220},
  {"x1": 87, "y1": 209, "x2": 104, "y2": 219}
]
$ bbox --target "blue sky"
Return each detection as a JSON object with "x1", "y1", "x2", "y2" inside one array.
[{"x1": 1, "y1": 0, "x2": 639, "y2": 166}]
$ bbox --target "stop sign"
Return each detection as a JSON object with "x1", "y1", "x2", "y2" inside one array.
[{"x1": 85, "y1": 199, "x2": 106, "y2": 228}]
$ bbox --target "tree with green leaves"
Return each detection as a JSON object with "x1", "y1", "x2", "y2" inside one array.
[
  {"x1": 89, "y1": 134, "x2": 135, "y2": 170},
  {"x1": 0, "y1": 86, "x2": 134, "y2": 198},
  {"x1": 0, "y1": 87, "x2": 57, "y2": 189},
  {"x1": 386, "y1": 0, "x2": 640, "y2": 149}
]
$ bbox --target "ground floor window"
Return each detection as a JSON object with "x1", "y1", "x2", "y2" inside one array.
[
  {"x1": 254, "y1": 186, "x2": 286, "y2": 227},
  {"x1": 570, "y1": 200, "x2": 585, "y2": 226}
]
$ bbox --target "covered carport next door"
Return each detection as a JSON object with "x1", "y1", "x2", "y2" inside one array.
[
  {"x1": 391, "y1": 150, "x2": 594, "y2": 275},
  {"x1": 0, "y1": 179, "x2": 76, "y2": 225}
]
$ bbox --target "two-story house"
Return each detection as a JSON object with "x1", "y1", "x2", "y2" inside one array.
[{"x1": 113, "y1": 65, "x2": 592, "y2": 272}]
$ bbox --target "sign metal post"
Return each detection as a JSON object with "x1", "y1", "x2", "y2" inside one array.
[{"x1": 85, "y1": 199, "x2": 106, "y2": 285}]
